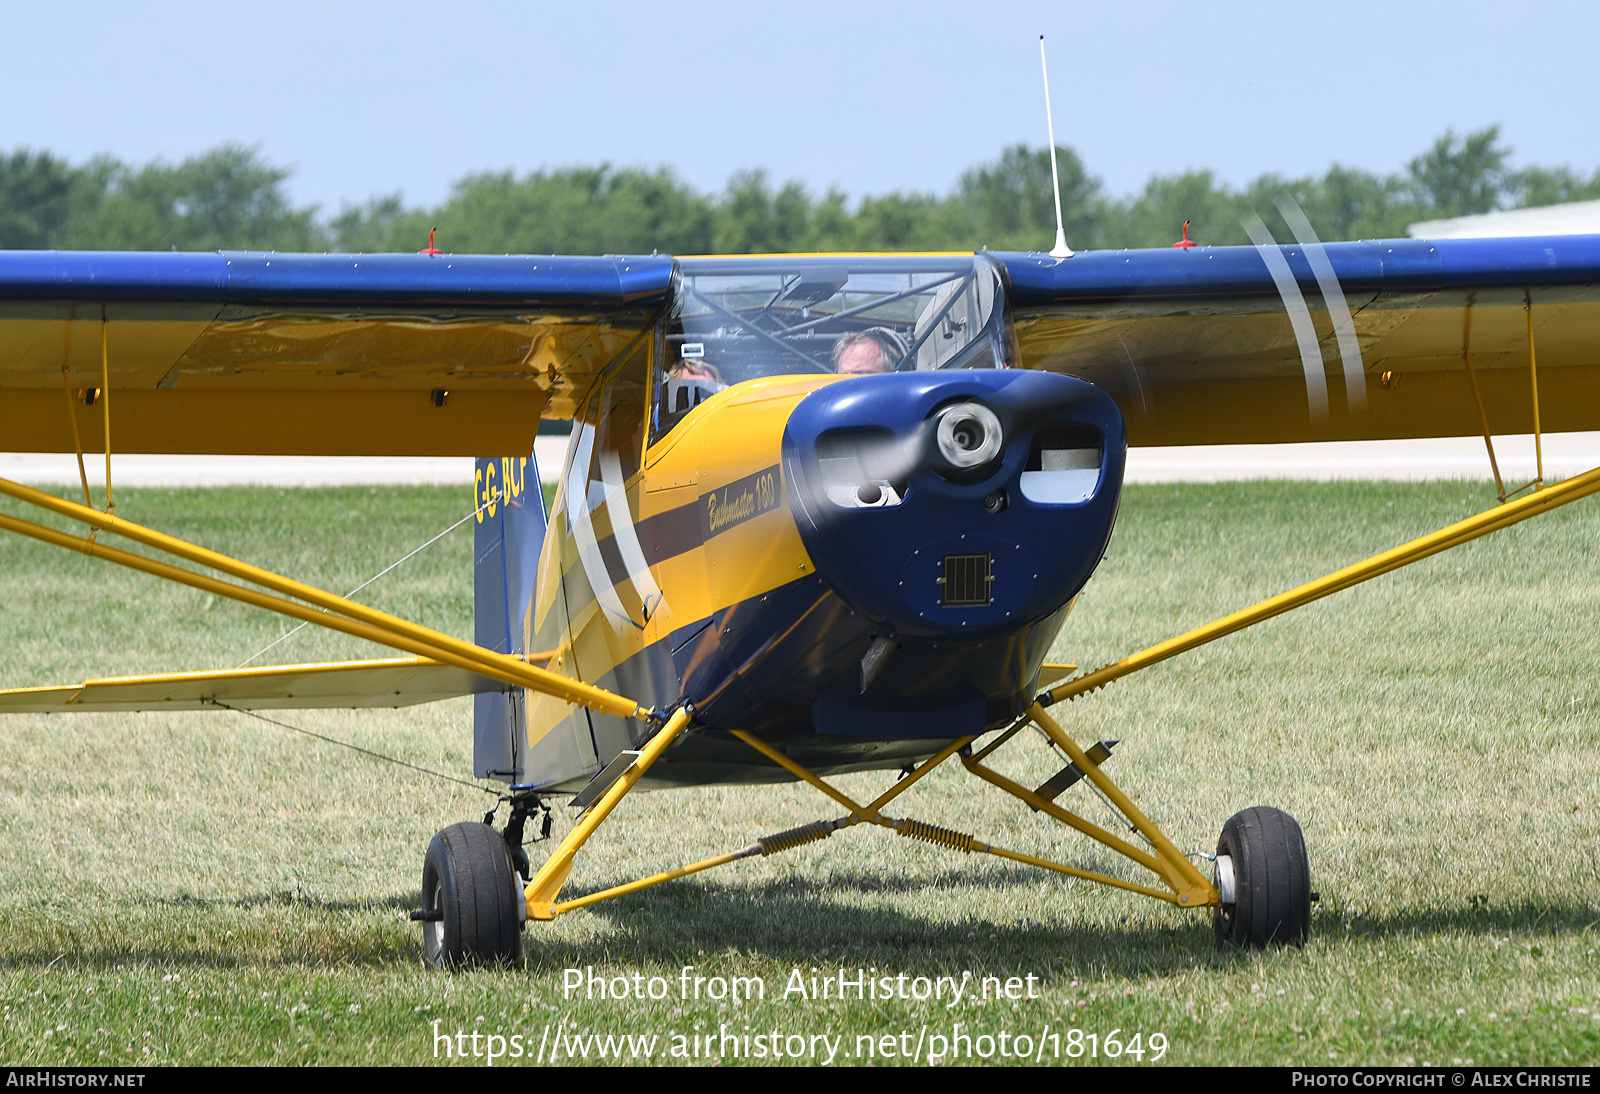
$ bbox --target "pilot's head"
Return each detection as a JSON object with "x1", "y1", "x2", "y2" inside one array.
[{"x1": 833, "y1": 328, "x2": 907, "y2": 375}]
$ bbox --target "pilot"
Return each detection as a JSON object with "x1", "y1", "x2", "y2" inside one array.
[{"x1": 832, "y1": 327, "x2": 909, "y2": 375}]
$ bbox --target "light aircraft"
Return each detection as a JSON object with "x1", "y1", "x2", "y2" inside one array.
[{"x1": 1, "y1": 224, "x2": 1597, "y2": 966}]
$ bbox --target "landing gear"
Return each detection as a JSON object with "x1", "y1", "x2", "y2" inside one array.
[
  {"x1": 420, "y1": 821, "x2": 523, "y2": 968},
  {"x1": 1212, "y1": 806, "x2": 1311, "y2": 949}
]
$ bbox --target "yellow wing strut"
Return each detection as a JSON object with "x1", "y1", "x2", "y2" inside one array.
[
  {"x1": 0, "y1": 476, "x2": 646, "y2": 721},
  {"x1": 1043, "y1": 462, "x2": 1600, "y2": 707}
]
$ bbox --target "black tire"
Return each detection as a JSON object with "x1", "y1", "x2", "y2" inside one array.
[
  {"x1": 421, "y1": 821, "x2": 523, "y2": 968},
  {"x1": 1213, "y1": 806, "x2": 1310, "y2": 950}
]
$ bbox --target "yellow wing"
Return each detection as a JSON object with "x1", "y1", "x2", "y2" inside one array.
[
  {"x1": 1002, "y1": 235, "x2": 1600, "y2": 445},
  {"x1": 0, "y1": 657, "x2": 508, "y2": 713},
  {"x1": 0, "y1": 252, "x2": 673, "y2": 456}
]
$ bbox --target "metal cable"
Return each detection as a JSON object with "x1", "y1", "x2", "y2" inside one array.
[
  {"x1": 202, "y1": 698, "x2": 499, "y2": 796},
  {"x1": 1028, "y1": 722, "x2": 1155, "y2": 852},
  {"x1": 236, "y1": 490, "x2": 500, "y2": 668}
]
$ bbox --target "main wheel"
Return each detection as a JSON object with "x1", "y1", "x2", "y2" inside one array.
[
  {"x1": 1212, "y1": 806, "x2": 1310, "y2": 950},
  {"x1": 421, "y1": 821, "x2": 523, "y2": 968}
]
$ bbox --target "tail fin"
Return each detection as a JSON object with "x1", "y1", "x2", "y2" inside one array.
[{"x1": 473, "y1": 454, "x2": 544, "y2": 780}]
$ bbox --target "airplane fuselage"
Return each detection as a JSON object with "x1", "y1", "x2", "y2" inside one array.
[{"x1": 473, "y1": 256, "x2": 1127, "y2": 792}]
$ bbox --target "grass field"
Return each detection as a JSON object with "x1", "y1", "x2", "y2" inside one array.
[{"x1": 0, "y1": 478, "x2": 1597, "y2": 1067}]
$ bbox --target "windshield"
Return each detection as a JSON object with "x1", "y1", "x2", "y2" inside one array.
[{"x1": 652, "y1": 254, "x2": 1011, "y2": 443}]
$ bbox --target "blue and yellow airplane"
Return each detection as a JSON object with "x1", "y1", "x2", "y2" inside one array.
[{"x1": 1, "y1": 232, "x2": 1598, "y2": 964}]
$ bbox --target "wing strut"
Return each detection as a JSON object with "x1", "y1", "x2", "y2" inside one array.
[
  {"x1": 99, "y1": 311, "x2": 114, "y2": 516},
  {"x1": 0, "y1": 476, "x2": 648, "y2": 721},
  {"x1": 1460, "y1": 298, "x2": 1507, "y2": 500},
  {"x1": 1041, "y1": 462, "x2": 1600, "y2": 707}
]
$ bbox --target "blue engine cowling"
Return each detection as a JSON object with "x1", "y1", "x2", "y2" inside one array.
[{"x1": 782, "y1": 370, "x2": 1126, "y2": 641}]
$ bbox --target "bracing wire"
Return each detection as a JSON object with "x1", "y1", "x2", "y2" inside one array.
[
  {"x1": 203, "y1": 698, "x2": 500, "y2": 796},
  {"x1": 235, "y1": 488, "x2": 501, "y2": 668},
  {"x1": 1029, "y1": 722, "x2": 1155, "y2": 852}
]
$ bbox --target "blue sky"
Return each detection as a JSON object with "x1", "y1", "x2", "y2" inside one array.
[{"x1": 6, "y1": 1, "x2": 1598, "y2": 214}]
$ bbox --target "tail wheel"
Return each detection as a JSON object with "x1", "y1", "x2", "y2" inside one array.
[
  {"x1": 421, "y1": 821, "x2": 523, "y2": 968},
  {"x1": 1213, "y1": 806, "x2": 1311, "y2": 950}
]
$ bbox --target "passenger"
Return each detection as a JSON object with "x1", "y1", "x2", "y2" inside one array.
[
  {"x1": 662, "y1": 353, "x2": 726, "y2": 417},
  {"x1": 832, "y1": 328, "x2": 908, "y2": 375},
  {"x1": 668, "y1": 357, "x2": 725, "y2": 386}
]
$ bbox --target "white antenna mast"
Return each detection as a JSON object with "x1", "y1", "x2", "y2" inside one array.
[{"x1": 1039, "y1": 35, "x2": 1074, "y2": 259}]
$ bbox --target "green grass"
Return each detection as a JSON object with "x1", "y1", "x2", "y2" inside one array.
[{"x1": 0, "y1": 479, "x2": 1597, "y2": 1066}]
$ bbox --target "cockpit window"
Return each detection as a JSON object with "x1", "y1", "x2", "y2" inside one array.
[{"x1": 651, "y1": 255, "x2": 1010, "y2": 443}]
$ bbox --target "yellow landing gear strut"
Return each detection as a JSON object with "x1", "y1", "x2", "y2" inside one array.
[{"x1": 515, "y1": 700, "x2": 1219, "y2": 933}]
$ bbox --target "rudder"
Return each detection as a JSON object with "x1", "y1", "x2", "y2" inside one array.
[{"x1": 473, "y1": 454, "x2": 544, "y2": 781}]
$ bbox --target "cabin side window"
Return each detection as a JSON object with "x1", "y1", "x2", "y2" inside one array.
[
  {"x1": 566, "y1": 334, "x2": 650, "y2": 520},
  {"x1": 557, "y1": 334, "x2": 656, "y2": 630}
]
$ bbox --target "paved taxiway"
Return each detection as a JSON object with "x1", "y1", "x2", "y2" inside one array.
[{"x1": 2, "y1": 433, "x2": 1596, "y2": 488}]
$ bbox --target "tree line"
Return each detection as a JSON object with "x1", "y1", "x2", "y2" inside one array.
[{"x1": 3, "y1": 127, "x2": 1596, "y2": 256}]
